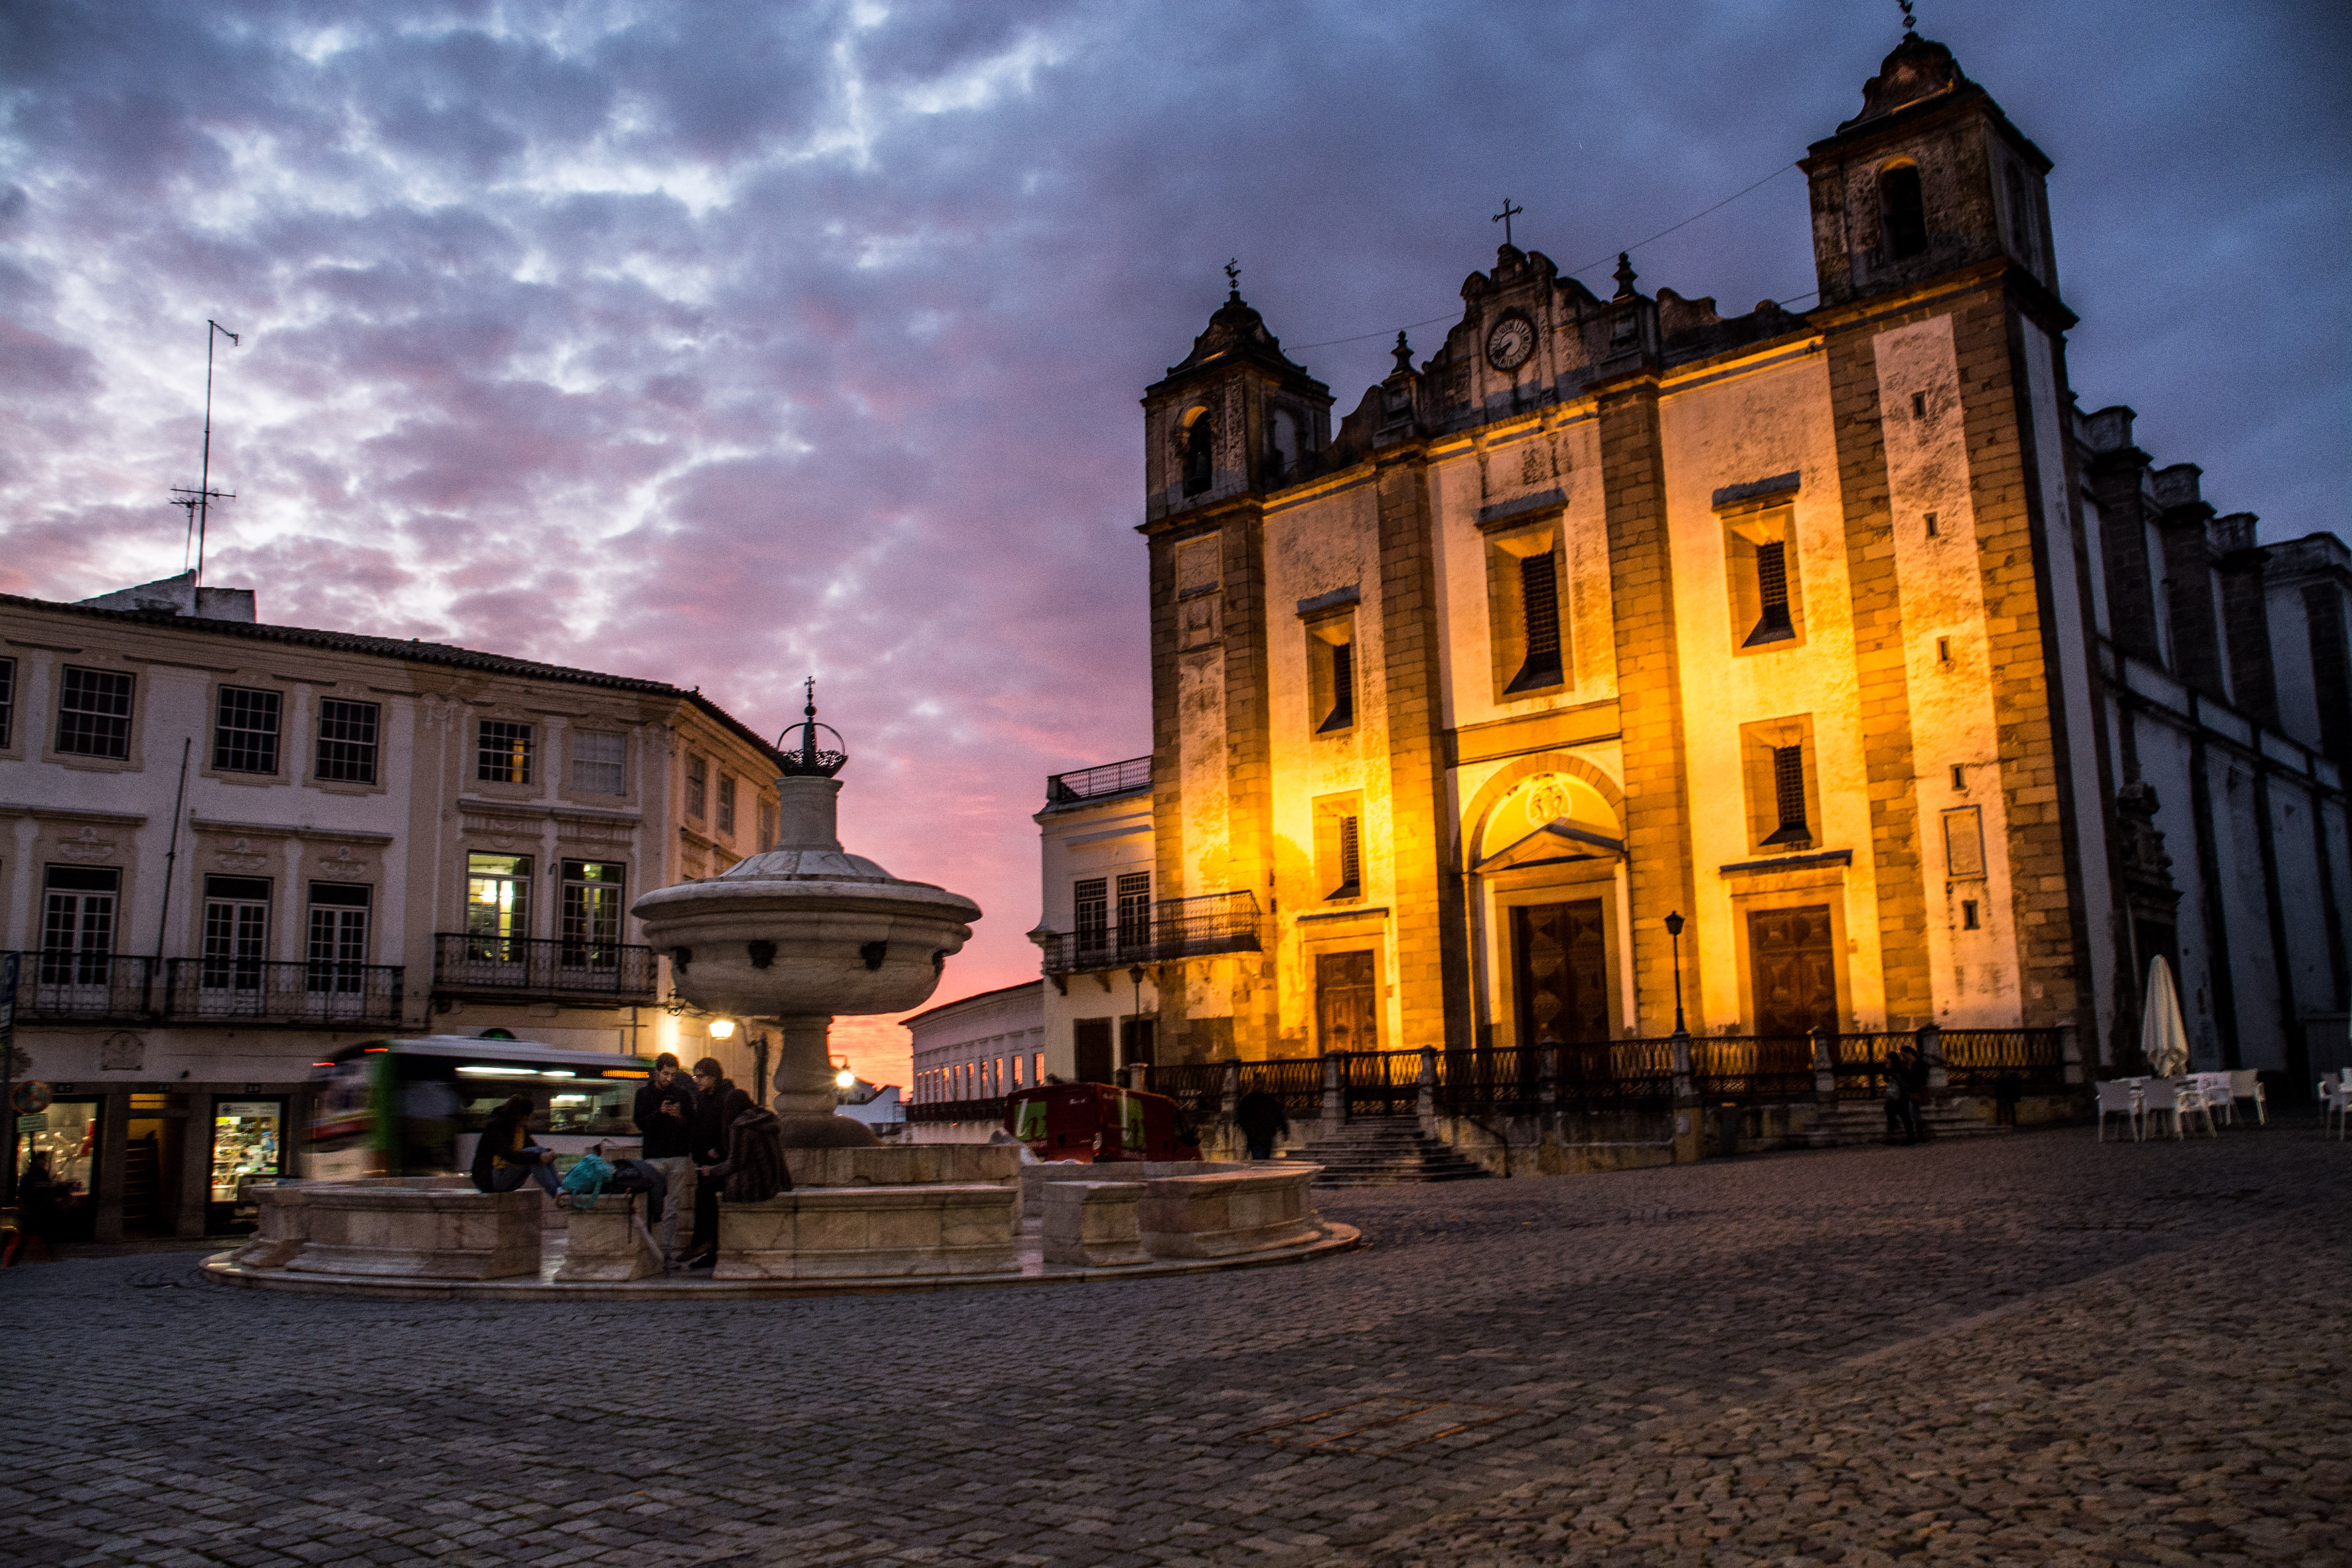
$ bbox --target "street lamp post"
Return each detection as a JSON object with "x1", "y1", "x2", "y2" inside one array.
[
  {"x1": 1664, "y1": 911, "x2": 1686, "y2": 1034},
  {"x1": 1126, "y1": 963, "x2": 1147, "y2": 1085}
]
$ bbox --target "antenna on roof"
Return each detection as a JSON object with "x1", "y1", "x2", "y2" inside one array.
[{"x1": 169, "y1": 319, "x2": 240, "y2": 591}]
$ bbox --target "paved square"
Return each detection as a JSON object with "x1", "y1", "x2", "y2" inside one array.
[{"x1": 4, "y1": 1125, "x2": 2347, "y2": 1567}]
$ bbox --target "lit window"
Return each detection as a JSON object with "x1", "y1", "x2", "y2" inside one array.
[
  {"x1": 56, "y1": 666, "x2": 133, "y2": 759},
  {"x1": 464, "y1": 852, "x2": 532, "y2": 957},
  {"x1": 477, "y1": 720, "x2": 534, "y2": 785},
  {"x1": 315, "y1": 699, "x2": 380, "y2": 783},
  {"x1": 212, "y1": 686, "x2": 282, "y2": 774},
  {"x1": 572, "y1": 732, "x2": 625, "y2": 795}
]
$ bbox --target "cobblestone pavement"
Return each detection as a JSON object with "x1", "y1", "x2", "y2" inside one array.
[{"x1": 3, "y1": 1123, "x2": 2346, "y2": 1568}]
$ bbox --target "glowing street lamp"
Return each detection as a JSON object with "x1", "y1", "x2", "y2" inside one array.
[{"x1": 708, "y1": 1018, "x2": 736, "y2": 1040}]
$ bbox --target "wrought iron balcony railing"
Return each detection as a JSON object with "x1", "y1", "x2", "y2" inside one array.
[
  {"x1": 1044, "y1": 755, "x2": 1151, "y2": 807},
  {"x1": 162, "y1": 959, "x2": 405, "y2": 1027},
  {"x1": 9, "y1": 952, "x2": 161, "y2": 1022},
  {"x1": 431, "y1": 933, "x2": 660, "y2": 1002},
  {"x1": 1036, "y1": 890, "x2": 1260, "y2": 975}
]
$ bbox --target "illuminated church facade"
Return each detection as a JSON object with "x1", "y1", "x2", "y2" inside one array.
[{"x1": 1028, "y1": 33, "x2": 2351, "y2": 1091}]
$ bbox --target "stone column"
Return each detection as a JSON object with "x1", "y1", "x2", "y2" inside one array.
[
  {"x1": 2059, "y1": 1023, "x2": 2084, "y2": 1087},
  {"x1": 1417, "y1": 1046, "x2": 1437, "y2": 1129},
  {"x1": 769, "y1": 1012, "x2": 874, "y2": 1147},
  {"x1": 1812, "y1": 1024, "x2": 1839, "y2": 1109}
]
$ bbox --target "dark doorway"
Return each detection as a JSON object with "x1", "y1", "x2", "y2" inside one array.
[
  {"x1": 1316, "y1": 951, "x2": 1377, "y2": 1053},
  {"x1": 1073, "y1": 1020, "x2": 1113, "y2": 1084},
  {"x1": 1512, "y1": 900, "x2": 1610, "y2": 1046},
  {"x1": 1748, "y1": 905, "x2": 1839, "y2": 1038},
  {"x1": 1119, "y1": 1016, "x2": 1155, "y2": 1069}
]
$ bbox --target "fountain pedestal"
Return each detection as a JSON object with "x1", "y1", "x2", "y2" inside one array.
[{"x1": 632, "y1": 698, "x2": 981, "y2": 1148}]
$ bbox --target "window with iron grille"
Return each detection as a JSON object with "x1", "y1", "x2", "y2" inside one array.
[
  {"x1": 315, "y1": 698, "x2": 380, "y2": 783},
  {"x1": 56, "y1": 666, "x2": 133, "y2": 759},
  {"x1": 201, "y1": 874, "x2": 271, "y2": 990},
  {"x1": 1073, "y1": 878, "x2": 1108, "y2": 955},
  {"x1": 1116, "y1": 872, "x2": 1152, "y2": 949},
  {"x1": 1337, "y1": 816, "x2": 1362, "y2": 897},
  {"x1": 477, "y1": 719, "x2": 534, "y2": 784},
  {"x1": 685, "y1": 753, "x2": 708, "y2": 820},
  {"x1": 212, "y1": 686, "x2": 282, "y2": 774},
  {"x1": 1745, "y1": 542, "x2": 1797, "y2": 647},
  {"x1": 717, "y1": 775, "x2": 736, "y2": 836},
  {"x1": 1765, "y1": 745, "x2": 1810, "y2": 845},
  {"x1": 1320, "y1": 641, "x2": 1354, "y2": 732},
  {"x1": 0, "y1": 656, "x2": 15, "y2": 748},
  {"x1": 571, "y1": 730, "x2": 625, "y2": 794},
  {"x1": 1507, "y1": 552, "x2": 1565, "y2": 691}
]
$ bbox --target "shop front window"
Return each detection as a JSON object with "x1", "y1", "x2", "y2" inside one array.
[
  {"x1": 15, "y1": 1097, "x2": 100, "y2": 1243},
  {"x1": 210, "y1": 1099, "x2": 284, "y2": 1202}
]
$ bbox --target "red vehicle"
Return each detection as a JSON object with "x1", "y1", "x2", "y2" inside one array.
[{"x1": 1004, "y1": 1083, "x2": 1202, "y2": 1163}]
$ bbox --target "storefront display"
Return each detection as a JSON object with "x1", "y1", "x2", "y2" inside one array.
[
  {"x1": 210, "y1": 1099, "x2": 285, "y2": 1202},
  {"x1": 14, "y1": 1097, "x2": 100, "y2": 1243}
]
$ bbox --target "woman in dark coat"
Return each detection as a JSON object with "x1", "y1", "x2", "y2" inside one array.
[
  {"x1": 469, "y1": 1094, "x2": 563, "y2": 1198},
  {"x1": 681, "y1": 1074, "x2": 747, "y2": 1267}
]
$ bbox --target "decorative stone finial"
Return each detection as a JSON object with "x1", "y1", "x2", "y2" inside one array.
[
  {"x1": 1612, "y1": 252, "x2": 1639, "y2": 299},
  {"x1": 1224, "y1": 257, "x2": 1241, "y2": 302},
  {"x1": 1391, "y1": 331, "x2": 1415, "y2": 376}
]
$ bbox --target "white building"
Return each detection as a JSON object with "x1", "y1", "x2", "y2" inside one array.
[
  {"x1": 3, "y1": 572, "x2": 786, "y2": 1240},
  {"x1": 903, "y1": 978, "x2": 1043, "y2": 1138}
]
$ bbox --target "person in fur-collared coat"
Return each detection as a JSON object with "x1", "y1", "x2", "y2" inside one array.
[{"x1": 697, "y1": 1093, "x2": 791, "y2": 1205}]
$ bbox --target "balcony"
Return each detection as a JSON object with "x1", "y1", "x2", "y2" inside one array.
[
  {"x1": 431, "y1": 933, "x2": 660, "y2": 1004},
  {"x1": 1036, "y1": 891, "x2": 1261, "y2": 975},
  {"x1": 1045, "y1": 755, "x2": 1150, "y2": 808},
  {"x1": 5, "y1": 952, "x2": 404, "y2": 1028}
]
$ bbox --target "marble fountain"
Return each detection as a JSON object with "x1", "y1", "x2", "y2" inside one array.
[{"x1": 205, "y1": 691, "x2": 1355, "y2": 1298}]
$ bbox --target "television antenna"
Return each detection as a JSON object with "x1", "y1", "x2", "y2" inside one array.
[{"x1": 169, "y1": 319, "x2": 240, "y2": 589}]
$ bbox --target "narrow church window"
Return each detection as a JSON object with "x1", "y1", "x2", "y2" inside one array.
[
  {"x1": 1951, "y1": 764, "x2": 1966, "y2": 791},
  {"x1": 1963, "y1": 900, "x2": 1981, "y2": 931},
  {"x1": 1334, "y1": 815, "x2": 1362, "y2": 900},
  {"x1": 1911, "y1": 392, "x2": 1927, "y2": 419},
  {"x1": 1182, "y1": 413, "x2": 1214, "y2": 497},
  {"x1": 1744, "y1": 542, "x2": 1798, "y2": 647},
  {"x1": 1924, "y1": 512, "x2": 1939, "y2": 538},
  {"x1": 1507, "y1": 553, "x2": 1565, "y2": 691},
  {"x1": 2004, "y1": 163, "x2": 2035, "y2": 264},
  {"x1": 1763, "y1": 745, "x2": 1811, "y2": 845},
  {"x1": 1320, "y1": 640, "x2": 1355, "y2": 732},
  {"x1": 1936, "y1": 637, "x2": 1952, "y2": 665},
  {"x1": 1881, "y1": 163, "x2": 1928, "y2": 260}
]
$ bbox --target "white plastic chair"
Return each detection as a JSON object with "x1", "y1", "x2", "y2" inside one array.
[
  {"x1": 2175, "y1": 1079, "x2": 2219, "y2": 1137},
  {"x1": 2140, "y1": 1078, "x2": 2207, "y2": 1140},
  {"x1": 2094, "y1": 1080, "x2": 2141, "y2": 1142},
  {"x1": 2226, "y1": 1069, "x2": 2266, "y2": 1127},
  {"x1": 2323, "y1": 1070, "x2": 2351, "y2": 1140}
]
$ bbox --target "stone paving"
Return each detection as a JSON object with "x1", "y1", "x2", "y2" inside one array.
[{"x1": 2, "y1": 1122, "x2": 2346, "y2": 1568}]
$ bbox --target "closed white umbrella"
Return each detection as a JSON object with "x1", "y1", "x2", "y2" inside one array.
[{"x1": 2141, "y1": 956, "x2": 2191, "y2": 1078}]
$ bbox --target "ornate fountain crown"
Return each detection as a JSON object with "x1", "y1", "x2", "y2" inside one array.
[{"x1": 776, "y1": 676, "x2": 848, "y2": 777}]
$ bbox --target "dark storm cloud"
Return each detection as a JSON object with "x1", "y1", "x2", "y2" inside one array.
[{"x1": 4, "y1": 0, "x2": 2346, "y2": 1079}]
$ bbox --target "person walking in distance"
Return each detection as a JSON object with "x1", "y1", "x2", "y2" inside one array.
[
  {"x1": 1895, "y1": 1044, "x2": 1931, "y2": 1144},
  {"x1": 1235, "y1": 1072, "x2": 1290, "y2": 1162},
  {"x1": 1881, "y1": 1044, "x2": 1911, "y2": 1145},
  {"x1": 631, "y1": 1053, "x2": 698, "y2": 1265}
]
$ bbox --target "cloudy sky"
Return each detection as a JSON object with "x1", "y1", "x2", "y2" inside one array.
[{"x1": 4, "y1": 0, "x2": 2345, "y2": 1083}]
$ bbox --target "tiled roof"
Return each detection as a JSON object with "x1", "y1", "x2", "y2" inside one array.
[{"x1": 0, "y1": 592, "x2": 787, "y2": 767}]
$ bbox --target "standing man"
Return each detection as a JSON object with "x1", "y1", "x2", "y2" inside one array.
[
  {"x1": 1234, "y1": 1073, "x2": 1290, "y2": 1162},
  {"x1": 632, "y1": 1052, "x2": 698, "y2": 1265}
]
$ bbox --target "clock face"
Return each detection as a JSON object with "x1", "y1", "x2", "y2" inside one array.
[{"x1": 1486, "y1": 313, "x2": 1535, "y2": 371}]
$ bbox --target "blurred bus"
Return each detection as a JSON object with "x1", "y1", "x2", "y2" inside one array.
[{"x1": 307, "y1": 1034, "x2": 651, "y2": 1180}]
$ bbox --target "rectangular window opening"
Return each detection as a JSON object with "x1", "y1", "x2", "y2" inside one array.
[
  {"x1": 1332, "y1": 815, "x2": 1362, "y2": 900},
  {"x1": 212, "y1": 686, "x2": 283, "y2": 774},
  {"x1": 1116, "y1": 872, "x2": 1152, "y2": 952},
  {"x1": 1506, "y1": 551, "x2": 1565, "y2": 692},
  {"x1": 560, "y1": 860, "x2": 625, "y2": 972},
  {"x1": 477, "y1": 720, "x2": 534, "y2": 785},
  {"x1": 1936, "y1": 637, "x2": 1952, "y2": 665},
  {"x1": 201, "y1": 874, "x2": 271, "y2": 991},
  {"x1": 56, "y1": 666, "x2": 133, "y2": 759},
  {"x1": 1073, "y1": 878, "x2": 1108, "y2": 956},
  {"x1": 0, "y1": 655, "x2": 16, "y2": 749},
  {"x1": 41, "y1": 864, "x2": 119, "y2": 984},
  {"x1": 1924, "y1": 512, "x2": 1940, "y2": 538},
  {"x1": 1320, "y1": 640, "x2": 1355, "y2": 732},
  {"x1": 1762, "y1": 745, "x2": 1810, "y2": 845},
  {"x1": 307, "y1": 882, "x2": 372, "y2": 992},
  {"x1": 1951, "y1": 764, "x2": 1967, "y2": 791},
  {"x1": 1962, "y1": 900, "x2": 1981, "y2": 931},
  {"x1": 1744, "y1": 542, "x2": 1798, "y2": 647},
  {"x1": 571, "y1": 731, "x2": 625, "y2": 795},
  {"x1": 465, "y1": 852, "x2": 532, "y2": 959},
  {"x1": 315, "y1": 698, "x2": 381, "y2": 784},
  {"x1": 717, "y1": 775, "x2": 737, "y2": 837},
  {"x1": 685, "y1": 754, "x2": 708, "y2": 821}
]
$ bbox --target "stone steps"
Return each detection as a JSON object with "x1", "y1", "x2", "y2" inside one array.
[
  {"x1": 1282, "y1": 1119, "x2": 1491, "y2": 1184},
  {"x1": 1800, "y1": 1100, "x2": 2011, "y2": 1148}
]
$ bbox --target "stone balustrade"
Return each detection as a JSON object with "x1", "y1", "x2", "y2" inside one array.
[
  {"x1": 1138, "y1": 1167, "x2": 1323, "y2": 1259},
  {"x1": 1041, "y1": 1181, "x2": 1149, "y2": 1267},
  {"x1": 716, "y1": 1184, "x2": 1018, "y2": 1281}
]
